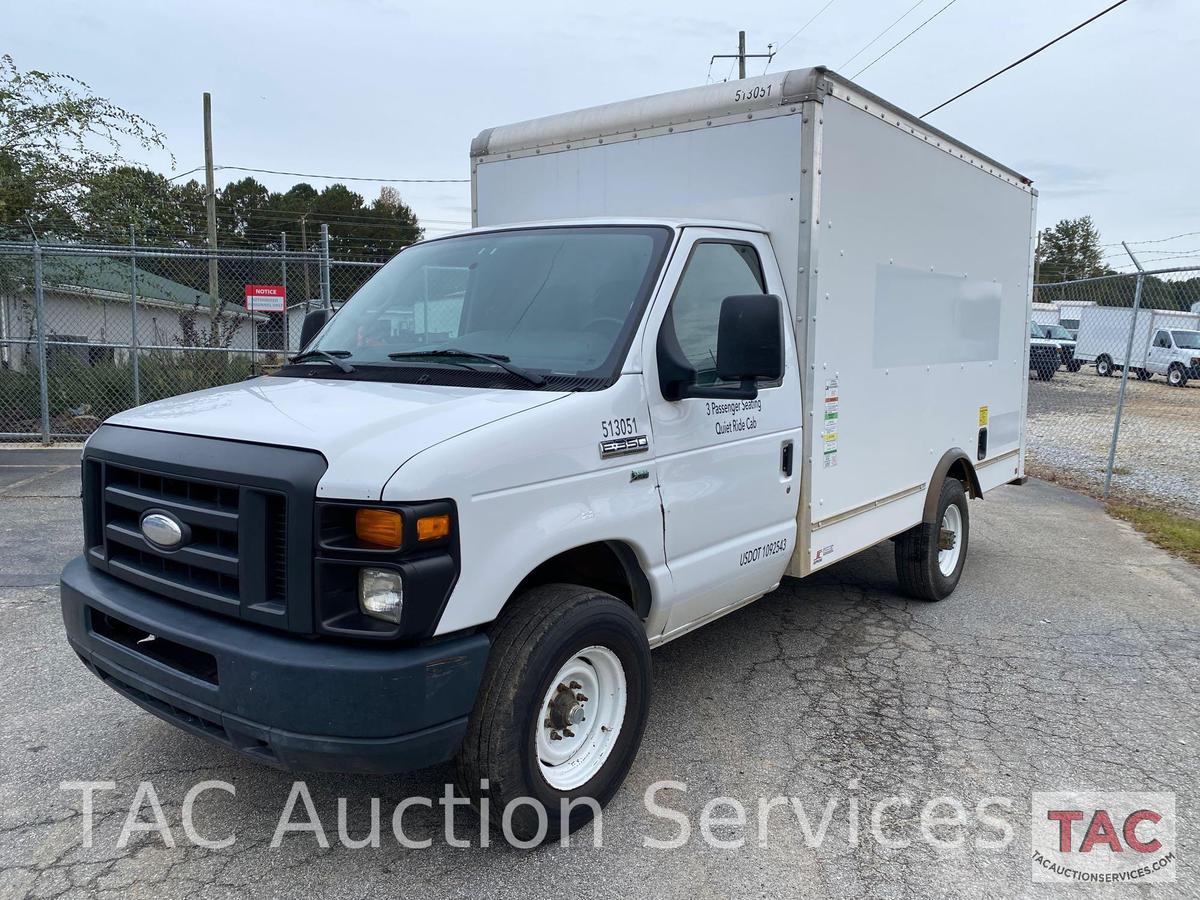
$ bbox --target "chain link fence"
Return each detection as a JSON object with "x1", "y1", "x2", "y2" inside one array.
[
  {"x1": 1028, "y1": 266, "x2": 1200, "y2": 515},
  {"x1": 5, "y1": 235, "x2": 1198, "y2": 520},
  {"x1": 0, "y1": 237, "x2": 382, "y2": 441}
]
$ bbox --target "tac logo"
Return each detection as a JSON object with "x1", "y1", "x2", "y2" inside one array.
[{"x1": 1031, "y1": 792, "x2": 1176, "y2": 884}]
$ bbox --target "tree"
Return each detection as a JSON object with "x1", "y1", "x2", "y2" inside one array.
[
  {"x1": 0, "y1": 54, "x2": 167, "y2": 239},
  {"x1": 1036, "y1": 216, "x2": 1109, "y2": 283},
  {"x1": 78, "y1": 166, "x2": 191, "y2": 244},
  {"x1": 218, "y1": 176, "x2": 272, "y2": 246}
]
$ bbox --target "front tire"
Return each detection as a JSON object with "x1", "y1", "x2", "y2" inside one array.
[
  {"x1": 456, "y1": 584, "x2": 652, "y2": 843},
  {"x1": 1096, "y1": 355, "x2": 1113, "y2": 376},
  {"x1": 894, "y1": 478, "x2": 970, "y2": 601},
  {"x1": 1168, "y1": 364, "x2": 1188, "y2": 387}
]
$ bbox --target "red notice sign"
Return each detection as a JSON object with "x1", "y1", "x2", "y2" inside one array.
[{"x1": 244, "y1": 284, "x2": 287, "y2": 312}]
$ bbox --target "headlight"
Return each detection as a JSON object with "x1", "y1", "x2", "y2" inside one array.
[{"x1": 359, "y1": 568, "x2": 403, "y2": 623}]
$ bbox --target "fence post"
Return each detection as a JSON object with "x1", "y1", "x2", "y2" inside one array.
[
  {"x1": 280, "y1": 232, "x2": 289, "y2": 355},
  {"x1": 129, "y1": 225, "x2": 141, "y2": 407},
  {"x1": 32, "y1": 241, "x2": 50, "y2": 443},
  {"x1": 320, "y1": 223, "x2": 331, "y2": 310},
  {"x1": 1103, "y1": 243, "x2": 1146, "y2": 497}
]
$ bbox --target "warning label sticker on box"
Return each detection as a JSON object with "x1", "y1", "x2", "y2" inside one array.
[{"x1": 822, "y1": 377, "x2": 839, "y2": 468}]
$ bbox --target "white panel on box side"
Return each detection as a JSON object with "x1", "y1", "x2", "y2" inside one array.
[
  {"x1": 795, "y1": 96, "x2": 1034, "y2": 574},
  {"x1": 473, "y1": 114, "x2": 806, "y2": 304}
]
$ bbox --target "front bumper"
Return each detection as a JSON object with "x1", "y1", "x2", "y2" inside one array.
[{"x1": 61, "y1": 556, "x2": 489, "y2": 774}]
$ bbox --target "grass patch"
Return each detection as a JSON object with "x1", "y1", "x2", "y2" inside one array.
[{"x1": 1107, "y1": 502, "x2": 1200, "y2": 565}]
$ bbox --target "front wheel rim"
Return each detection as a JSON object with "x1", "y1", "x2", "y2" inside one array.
[
  {"x1": 938, "y1": 505, "x2": 963, "y2": 577},
  {"x1": 535, "y1": 646, "x2": 627, "y2": 791}
]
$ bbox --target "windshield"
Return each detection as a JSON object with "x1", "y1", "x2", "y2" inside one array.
[
  {"x1": 306, "y1": 226, "x2": 671, "y2": 385},
  {"x1": 1171, "y1": 330, "x2": 1200, "y2": 350},
  {"x1": 1030, "y1": 322, "x2": 1048, "y2": 338},
  {"x1": 1044, "y1": 324, "x2": 1073, "y2": 341}
]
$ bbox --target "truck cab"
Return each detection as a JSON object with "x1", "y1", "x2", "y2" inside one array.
[{"x1": 1149, "y1": 328, "x2": 1200, "y2": 386}]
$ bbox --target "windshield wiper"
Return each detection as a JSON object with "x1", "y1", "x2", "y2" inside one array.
[
  {"x1": 288, "y1": 349, "x2": 355, "y2": 373},
  {"x1": 387, "y1": 349, "x2": 545, "y2": 386}
]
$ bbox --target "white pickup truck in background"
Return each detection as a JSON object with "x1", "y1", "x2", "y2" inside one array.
[
  {"x1": 1075, "y1": 306, "x2": 1200, "y2": 385},
  {"x1": 60, "y1": 66, "x2": 1035, "y2": 841}
]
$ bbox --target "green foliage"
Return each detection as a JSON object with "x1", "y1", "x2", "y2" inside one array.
[
  {"x1": 0, "y1": 54, "x2": 168, "y2": 239},
  {"x1": 1, "y1": 54, "x2": 421, "y2": 266},
  {"x1": 1036, "y1": 216, "x2": 1110, "y2": 283},
  {"x1": 0, "y1": 352, "x2": 255, "y2": 431},
  {"x1": 78, "y1": 165, "x2": 204, "y2": 244}
]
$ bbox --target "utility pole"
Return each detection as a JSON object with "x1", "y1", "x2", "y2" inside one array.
[
  {"x1": 203, "y1": 92, "x2": 219, "y2": 316},
  {"x1": 300, "y1": 213, "x2": 312, "y2": 304},
  {"x1": 710, "y1": 31, "x2": 775, "y2": 80}
]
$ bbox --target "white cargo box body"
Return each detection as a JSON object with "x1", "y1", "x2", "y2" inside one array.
[
  {"x1": 471, "y1": 67, "x2": 1036, "y2": 575},
  {"x1": 1032, "y1": 303, "x2": 1061, "y2": 326},
  {"x1": 1075, "y1": 306, "x2": 1200, "y2": 367}
]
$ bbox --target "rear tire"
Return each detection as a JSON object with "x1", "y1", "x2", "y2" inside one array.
[
  {"x1": 894, "y1": 478, "x2": 969, "y2": 601},
  {"x1": 1096, "y1": 356, "x2": 1113, "y2": 376},
  {"x1": 1168, "y1": 364, "x2": 1188, "y2": 387},
  {"x1": 455, "y1": 584, "x2": 651, "y2": 844}
]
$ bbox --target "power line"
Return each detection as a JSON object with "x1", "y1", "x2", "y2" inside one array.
[
  {"x1": 922, "y1": 0, "x2": 1133, "y2": 117},
  {"x1": 767, "y1": 0, "x2": 843, "y2": 72},
  {"x1": 853, "y1": 0, "x2": 959, "y2": 78},
  {"x1": 841, "y1": 0, "x2": 927, "y2": 69},
  {"x1": 168, "y1": 164, "x2": 468, "y2": 184}
]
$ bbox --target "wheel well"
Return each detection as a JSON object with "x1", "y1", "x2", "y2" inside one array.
[
  {"x1": 923, "y1": 450, "x2": 982, "y2": 523},
  {"x1": 510, "y1": 541, "x2": 652, "y2": 619}
]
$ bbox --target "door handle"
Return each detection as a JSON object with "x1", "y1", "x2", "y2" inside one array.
[{"x1": 780, "y1": 440, "x2": 794, "y2": 477}]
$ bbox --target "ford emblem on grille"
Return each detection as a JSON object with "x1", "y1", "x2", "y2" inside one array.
[{"x1": 139, "y1": 510, "x2": 189, "y2": 550}]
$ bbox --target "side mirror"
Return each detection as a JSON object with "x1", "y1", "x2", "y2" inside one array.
[
  {"x1": 658, "y1": 294, "x2": 784, "y2": 401},
  {"x1": 298, "y1": 308, "x2": 332, "y2": 350},
  {"x1": 716, "y1": 294, "x2": 784, "y2": 384}
]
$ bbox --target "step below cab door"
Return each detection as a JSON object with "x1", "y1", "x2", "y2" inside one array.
[{"x1": 641, "y1": 228, "x2": 802, "y2": 637}]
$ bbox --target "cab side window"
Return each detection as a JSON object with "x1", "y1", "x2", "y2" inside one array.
[
  {"x1": 667, "y1": 242, "x2": 767, "y2": 386},
  {"x1": 1154, "y1": 330, "x2": 1171, "y2": 349}
]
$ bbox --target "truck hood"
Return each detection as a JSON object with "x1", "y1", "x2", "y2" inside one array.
[{"x1": 105, "y1": 376, "x2": 569, "y2": 499}]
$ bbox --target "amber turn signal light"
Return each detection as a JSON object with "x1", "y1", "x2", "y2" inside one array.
[
  {"x1": 355, "y1": 508, "x2": 403, "y2": 548},
  {"x1": 416, "y1": 514, "x2": 451, "y2": 542}
]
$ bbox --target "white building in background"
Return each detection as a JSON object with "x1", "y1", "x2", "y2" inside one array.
[{"x1": 0, "y1": 255, "x2": 315, "y2": 372}]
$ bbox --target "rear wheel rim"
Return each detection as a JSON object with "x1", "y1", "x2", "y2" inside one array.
[
  {"x1": 938, "y1": 505, "x2": 963, "y2": 577},
  {"x1": 535, "y1": 646, "x2": 627, "y2": 791}
]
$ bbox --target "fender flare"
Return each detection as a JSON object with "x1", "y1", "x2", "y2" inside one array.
[{"x1": 922, "y1": 449, "x2": 983, "y2": 524}]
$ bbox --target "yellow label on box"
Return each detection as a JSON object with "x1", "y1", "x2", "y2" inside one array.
[{"x1": 978, "y1": 405, "x2": 989, "y2": 428}]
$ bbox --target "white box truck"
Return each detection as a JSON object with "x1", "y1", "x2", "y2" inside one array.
[
  {"x1": 1075, "y1": 306, "x2": 1200, "y2": 385},
  {"x1": 60, "y1": 67, "x2": 1035, "y2": 840}
]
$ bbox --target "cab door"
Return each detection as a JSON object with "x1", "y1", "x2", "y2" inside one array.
[
  {"x1": 641, "y1": 228, "x2": 802, "y2": 635},
  {"x1": 1148, "y1": 329, "x2": 1174, "y2": 375}
]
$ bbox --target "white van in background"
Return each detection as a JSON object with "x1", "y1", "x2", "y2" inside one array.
[{"x1": 1075, "y1": 306, "x2": 1200, "y2": 385}]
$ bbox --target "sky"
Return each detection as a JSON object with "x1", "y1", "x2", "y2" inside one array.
[{"x1": 7, "y1": 0, "x2": 1199, "y2": 272}]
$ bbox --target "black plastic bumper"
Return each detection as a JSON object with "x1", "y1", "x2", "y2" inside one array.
[{"x1": 60, "y1": 556, "x2": 489, "y2": 774}]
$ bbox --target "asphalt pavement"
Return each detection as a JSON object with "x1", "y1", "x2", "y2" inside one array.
[{"x1": 0, "y1": 448, "x2": 1196, "y2": 898}]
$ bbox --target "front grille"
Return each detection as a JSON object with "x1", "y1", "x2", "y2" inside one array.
[
  {"x1": 81, "y1": 425, "x2": 327, "y2": 634},
  {"x1": 85, "y1": 458, "x2": 290, "y2": 626}
]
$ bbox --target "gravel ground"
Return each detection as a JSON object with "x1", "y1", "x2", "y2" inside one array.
[
  {"x1": 1, "y1": 450, "x2": 1198, "y2": 898},
  {"x1": 1026, "y1": 366, "x2": 1200, "y2": 515}
]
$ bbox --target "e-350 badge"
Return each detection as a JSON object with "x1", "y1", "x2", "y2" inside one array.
[{"x1": 599, "y1": 434, "x2": 648, "y2": 459}]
